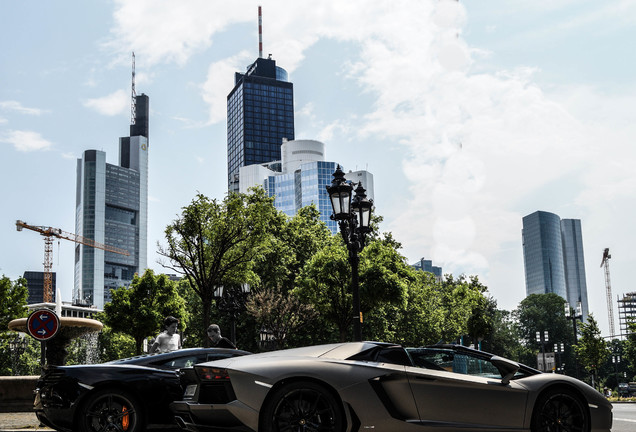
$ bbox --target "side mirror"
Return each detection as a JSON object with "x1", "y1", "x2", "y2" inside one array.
[{"x1": 491, "y1": 356, "x2": 520, "y2": 385}]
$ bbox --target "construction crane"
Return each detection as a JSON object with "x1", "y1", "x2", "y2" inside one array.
[
  {"x1": 600, "y1": 248, "x2": 615, "y2": 337},
  {"x1": 16, "y1": 220, "x2": 129, "y2": 303}
]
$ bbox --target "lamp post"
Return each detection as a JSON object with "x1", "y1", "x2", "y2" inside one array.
[
  {"x1": 565, "y1": 301, "x2": 583, "y2": 378},
  {"x1": 326, "y1": 165, "x2": 373, "y2": 342},
  {"x1": 536, "y1": 331, "x2": 549, "y2": 372},
  {"x1": 213, "y1": 283, "x2": 250, "y2": 346},
  {"x1": 612, "y1": 354, "x2": 621, "y2": 392},
  {"x1": 553, "y1": 342, "x2": 565, "y2": 374}
]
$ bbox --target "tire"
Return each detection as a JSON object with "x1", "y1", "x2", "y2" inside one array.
[
  {"x1": 261, "y1": 381, "x2": 345, "y2": 432},
  {"x1": 531, "y1": 388, "x2": 589, "y2": 432},
  {"x1": 78, "y1": 388, "x2": 145, "y2": 432}
]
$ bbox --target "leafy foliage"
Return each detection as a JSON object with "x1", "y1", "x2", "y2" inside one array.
[
  {"x1": 158, "y1": 189, "x2": 278, "y2": 345},
  {"x1": 575, "y1": 314, "x2": 610, "y2": 390},
  {"x1": 103, "y1": 269, "x2": 187, "y2": 354},
  {"x1": 0, "y1": 275, "x2": 28, "y2": 329}
]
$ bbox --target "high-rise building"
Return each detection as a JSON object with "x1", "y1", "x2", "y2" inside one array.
[
  {"x1": 522, "y1": 210, "x2": 589, "y2": 320},
  {"x1": 561, "y1": 219, "x2": 589, "y2": 322},
  {"x1": 227, "y1": 56, "x2": 294, "y2": 192},
  {"x1": 23, "y1": 271, "x2": 56, "y2": 304},
  {"x1": 411, "y1": 258, "x2": 443, "y2": 281},
  {"x1": 239, "y1": 139, "x2": 373, "y2": 234},
  {"x1": 74, "y1": 94, "x2": 149, "y2": 309}
]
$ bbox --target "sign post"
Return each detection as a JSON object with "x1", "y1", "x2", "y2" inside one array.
[{"x1": 26, "y1": 309, "x2": 61, "y2": 366}]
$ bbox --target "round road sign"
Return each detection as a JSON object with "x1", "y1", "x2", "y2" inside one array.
[{"x1": 26, "y1": 309, "x2": 60, "y2": 341}]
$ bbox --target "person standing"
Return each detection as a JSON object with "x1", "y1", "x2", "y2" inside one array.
[
  {"x1": 150, "y1": 316, "x2": 182, "y2": 353},
  {"x1": 207, "y1": 324, "x2": 236, "y2": 349}
]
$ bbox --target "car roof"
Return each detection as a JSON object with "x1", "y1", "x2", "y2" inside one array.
[{"x1": 104, "y1": 347, "x2": 251, "y2": 366}]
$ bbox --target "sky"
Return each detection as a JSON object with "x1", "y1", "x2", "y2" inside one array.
[{"x1": 1, "y1": 0, "x2": 635, "y2": 338}]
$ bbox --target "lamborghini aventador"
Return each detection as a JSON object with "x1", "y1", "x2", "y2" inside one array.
[{"x1": 170, "y1": 342, "x2": 612, "y2": 432}]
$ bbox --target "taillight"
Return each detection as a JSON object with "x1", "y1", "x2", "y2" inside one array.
[{"x1": 195, "y1": 366, "x2": 230, "y2": 381}]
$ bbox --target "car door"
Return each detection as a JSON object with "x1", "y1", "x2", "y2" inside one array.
[{"x1": 405, "y1": 348, "x2": 529, "y2": 429}]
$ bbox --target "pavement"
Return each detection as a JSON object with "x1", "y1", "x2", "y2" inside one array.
[{"x1": 0, "y1": 412, "x2": 51, "y2": 432}]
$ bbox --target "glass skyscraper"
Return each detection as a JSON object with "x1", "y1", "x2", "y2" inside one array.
[
  {"x1": 239, "y1": 139, "x2": 374, "y2": 235},
  {"x1": 74, "y1": 94, "x2": 149, "y2": 309},
  {"x1": 522, "y1": 210, "x2": 589, "y2": 320},
  {"x1": 227, "y1": 57, "x2": 294, "y2": 192}
]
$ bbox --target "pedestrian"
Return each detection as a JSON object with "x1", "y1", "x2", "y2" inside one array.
[
  {"x1": 150, "y1": 316, "x2": 182, "y2": 353},
  {"x1": 207, "y1": 324, "x2": 236, "y2": 349}
]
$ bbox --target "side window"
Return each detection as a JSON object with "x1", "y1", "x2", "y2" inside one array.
[
  {"x1": 154, "y1": 355, "x2": 200, "y2": 369},
  {"x1": 406, "y1": 349, "x2": 502, "y2": 379},
  {"x1": 206, "y1": 353, "x2": 237, "y2": 362},
  {"x1": 375, "y1": 348, "x2": 411, "y2": 366}
]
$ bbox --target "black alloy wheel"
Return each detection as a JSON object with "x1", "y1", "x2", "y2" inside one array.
[
  {"x1": 531, "y1": 388, "x2": 589, "y2": 432},
  {"x1": 79, "y1": 389, "x2": 144, "y2": 432},
  {"x1": 262, "y1": 381, "x2": 344, "y2": 432}
]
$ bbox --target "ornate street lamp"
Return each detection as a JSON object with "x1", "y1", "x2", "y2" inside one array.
[
  {"x1": 214, "y1": 283, "x2": 250, "y2": 345},
  {"x1": 326, "y1": 165, "x2": 373, "y2": 341},
  {"x1": 9, "y1": 335, "x2": 28, "y2": 376}
]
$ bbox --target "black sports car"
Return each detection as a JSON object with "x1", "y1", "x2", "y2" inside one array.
[
  {"x1": 34, "y1": 347, "x2": 250, "y2": 432},
  {"x1": 170, "y1": 342, "x2": 612, "y2": 432}
]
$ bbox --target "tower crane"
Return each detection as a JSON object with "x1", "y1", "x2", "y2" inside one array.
[
  {"x1": 600, "y1": 248, "x2": 615, "y2": 337},
  {"x1": 16, "y1": 220, "x2": 130, "y2": 303}
]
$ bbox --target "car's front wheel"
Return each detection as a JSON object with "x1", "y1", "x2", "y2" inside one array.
[
  {"x1": 79, "y1": 388, "x2": 144, "y2": 432},
  {"x1": 531, "y1": 388, "x2": 589, "y2": 432},
  {"x1": 261, "y1": 381, "x2": 345, "y2": 432}
]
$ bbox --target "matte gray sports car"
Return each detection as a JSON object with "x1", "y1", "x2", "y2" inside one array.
[{"x1": 170, "y1": 342, "x2": 612, "y2": 432}]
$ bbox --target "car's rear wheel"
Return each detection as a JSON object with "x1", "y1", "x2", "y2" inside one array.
[
  {"x1": 261, "y1": 381, "x2": 345, "y2": 432},
  {"x1": 531, "y1": 388, "x2": 589, "y2": 432},
  {"x1": 79, "y1": 388, "x2": 144, "y2": 432}
]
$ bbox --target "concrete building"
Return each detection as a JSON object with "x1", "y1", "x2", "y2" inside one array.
[
  {"x1": 74, "y1": 94, "x2": 149, "y2": 309},
  {"x1": 227, "y1": 56, "x2": 294, "y2": 192},
  {"x1": 618, "y1": 292, "x2": 636, "y2": 337},
  {"x1": 239, "y1": 139, "x2": 374, "y2": 234},
  {"x1": 522, "y1": 211, "x2": 589, "y2": 321}
]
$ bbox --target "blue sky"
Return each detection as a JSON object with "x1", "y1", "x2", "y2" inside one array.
[{"x1": 1, "y1": 0, "x2": 635, "y2": 337}]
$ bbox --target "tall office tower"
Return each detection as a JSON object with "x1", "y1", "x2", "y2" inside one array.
[
  {"x1": 411, "y1": 258, "x2": 443, "y2": 281},
  {"x1": 226, "y1": 56, "x2": 294, "y2": 192},
  {"x1": 23, "y1": 271, "x2": 56, "y2": 304},
  {"x1": 74, "y1": 94, "x2": 149, "y2": 309},
  {"x1": 239, "y1": 139, "x2": 374, "y2": 234},
  {"x1": 561, "y1": 219, "x2": 589, "y2": 322},
  {"x1": 522, "y1": 211, "x2": 589, "y2": 320}
]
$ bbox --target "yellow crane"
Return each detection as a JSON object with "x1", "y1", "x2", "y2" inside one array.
[{"x1": 16, "y1": 220, "x2": 130, "y2": 303}]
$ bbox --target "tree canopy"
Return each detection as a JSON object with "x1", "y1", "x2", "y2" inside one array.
[
  {"x1": 103, "y1": 269, "x2": 187, "y2": 354},
  {"x1": 158, "y1": 189, "x2": 278, "y2": 345},
  {"x1": 0, "y1": 275, "x2": 28, "y2": 330}
]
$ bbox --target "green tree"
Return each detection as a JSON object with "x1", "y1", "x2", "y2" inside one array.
[
  {"x1": 0, "y1": 275, "x2": 28, "y2": 329},
  {"x1": 97, "y1": 325, "x2": 136, "y2": 362},
  {"x1": 484, "y1": 309, "x2": 528, "y2": 361},
  {"x1": 575, "y1": 314, "x2": 609, "y2": 391},
  {"x1": 514, "y1": 293, "x2": 574, "y2": 370},
  {"x1": 624, "y1": 321, "x2": 636, "y2": 381},
  {"x1": 158, "y1": 189, "x2": 277, "y2": 346},
  {"x1": 294, "y1": 235, "x2": 410, "y2": 342},
  {"x1": 103, "y1": 269, "x2": 187, "y2": 354}
]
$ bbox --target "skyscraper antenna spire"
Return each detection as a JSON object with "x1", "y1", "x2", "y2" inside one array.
[
  {"x1": 131, "y1": 52, "x2": 137, "y2": 125},
  {"x1": 258, "y1": 6, "x2": 263, "y2": 58}
]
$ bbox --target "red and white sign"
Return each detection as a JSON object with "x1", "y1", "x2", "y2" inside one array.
[{"x1": 26, "y1": 309, "x2": 60, "y2": 341}]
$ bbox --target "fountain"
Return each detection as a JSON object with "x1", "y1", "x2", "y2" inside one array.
[{"x1": 7, "y1": 289, "x2": 103, "y2": 366}]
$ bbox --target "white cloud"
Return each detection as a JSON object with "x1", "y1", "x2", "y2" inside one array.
[
  {"x1": 83, "y1": 89, "x2": 129, "y2": 116},
  {"x1": 0, "y1": 101, "x2": 45, "y2": 115},
  {"x1": 0, "y1": 130, "x2": 53, "y2": 152},
  {"x1": 201, "y1": 51, "x2": 253, "y2": 125}
]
